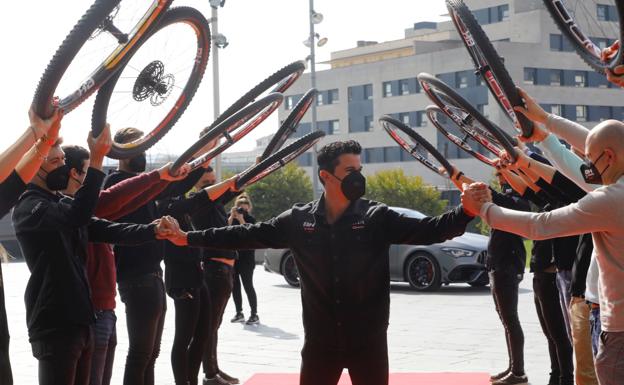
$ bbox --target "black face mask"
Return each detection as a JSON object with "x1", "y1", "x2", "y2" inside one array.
[
  {"x1": 581, "y1": 151, "x2": 609, "y2": 185},
  {"x1": 330, "y1": 170, "x2": 366, "y2": 201},
  {"x1": 40, "y1": 165, "x2": 70, "y2": 191},
  {"x1": 128, "y1": 153, "x2": 147, "y2": 173}
]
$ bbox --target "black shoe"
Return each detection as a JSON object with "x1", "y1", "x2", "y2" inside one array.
[
  {"x1": 490, "y1": 369, "x2": 510, "y2": 382},
  {"x1": 203, "y1": 376, "x2": 230, "y2": 385},
  {"x1": 230, "y1": 312, "x2": 245, "y2": 323},
  {"x1": 246, "y1": 314, "x2": 260, "y2": 325},
  {"x1": 218, "y1": 370, "x2": 239, "y2": 384},
  {"x1": 491, "y1": 373, "x2": 528, "y2": 385}
]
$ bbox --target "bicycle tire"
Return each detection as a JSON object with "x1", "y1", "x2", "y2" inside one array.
[
  {"x1": 543, "y1": 0, "x2": 624, "y2": 74},
  {"x1": 260, "y1": 88, "x2": 317, "y2": 160},
  {"x1": 91, "y1": 6, "x2": 211, "y2": 159},
  {"x1": 170, "y1": 92, "x2": 284, "y2": 175},
  {"x1": 379, "y1": 115, "x2": 454, "y2": 178},
  {"x1": 447, "y1": 0, "x2": 534, "y2": 138},
  {"x1": 209, "y1": 60, "x2": 306, "y2": 131},
  {"x1": 418, "y1": 72, "x2": 517, "y2": 163},
  {"x1": 426, "y1": 106, "x2": 497, "y2": 167},
  {"x1": 236, "y1": 130, "x2": 325, "y2": 190},
  {"x1": 33, "y1": 0, "x2": 173, "y2": 118}
]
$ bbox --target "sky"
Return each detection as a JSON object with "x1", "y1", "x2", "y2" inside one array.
[{"x1": 0, "y1": 0, "x2": 449, "y2": 159}]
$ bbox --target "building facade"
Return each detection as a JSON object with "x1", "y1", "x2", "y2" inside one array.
[{"x1": 276, "y1": 0, "x2": 622, "y2": 191}]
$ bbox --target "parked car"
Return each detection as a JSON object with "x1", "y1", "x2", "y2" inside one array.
[{"x1": 262, "y1": 207, "x2": 489, "y2": 291}]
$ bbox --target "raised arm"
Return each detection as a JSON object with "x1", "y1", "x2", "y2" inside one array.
[{"x1": 384, "y1": 205, "x2": 473, "y2": 245}]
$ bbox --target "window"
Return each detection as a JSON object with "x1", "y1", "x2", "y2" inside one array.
[
  {"x1": 316, "y1": 93, "x2": 324, "y2": 106},
  {"x1": 576, "y1": 105, "x2": 587, "y2": 122},
  {"x1": 384, "y1": 147, "x2": 401, "y2": 163},
  {"x1": 574, "y1": 72, "x2": 587, "y2": 87},
  {"x1": 364, "y1": 115, "x2": 374, "y2": 131},
  {"x1": 418, "y1": 111, "x2": 428, "y2": 127},
  {"x1": 550, "y1": 34, "x2": 563, "y2": 51},
  {"x1": 399, "y1": 113, "x2": 410, "y2": 126},
  {"x1": 524, "y1": 68, "x2": 536, "y2": 85},
  {"x1": 399, "y1": 79, "x2": 410, "y2": 95},
  {"x1": 550, "y1": 104, "x2": 562, "y2": 116},
  {"x1": 499, "y1": 4, "x2": 510, "y2": 21},
  {"x1": 597, "y1": 4, "x2": 609, "y2": 21},
  {"x1": 456, "y1": 72, "x2": 469, "y2": 88},
  {"x1": 478, "y1": 104, "x2": 490, "y2": 118},
  {"x1": 364, "y1": 148, "x2": 384, "y2": 163},
  {"x1": 329, "y1": 120, "x2": 340, "y2": 135},
  {"x1": 383, "y1": 82, "x2": 392, "y2": 97},
  {"x1": 550, "y1": 70, "x2": 563, "y2": 86},
  {"x1": 476, "y1": 74, "x2": 486, "y2": 86},
  {"x1": 328, "y1": 89, "x2": 339, "y2": 104},
  {"x1": 285, "y1": 96, "x2": 295, "y2": 110},
  {"x1": 348, "y1": 87, "x2": 354, "y2": 102},
  {"x1": 364, "y1": 84, "x2": 373, "y2": 100}
]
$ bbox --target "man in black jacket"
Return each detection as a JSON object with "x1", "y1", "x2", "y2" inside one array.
[
  {"x1": 11, "y1": 127, "x2": 178, "y2": 385},
  {"x1": 164, "y1": 140, "x2": 478, "y2": 385}
]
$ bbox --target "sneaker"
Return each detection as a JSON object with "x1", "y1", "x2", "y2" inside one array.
[
  {"x1": 203, "y1": 376, "x2": 230, "y2": 385},
  {"x1": 230, "y1": 312, "x2": 245, "y2": 323},
  {"x1": 246, "y1": 314, "x2": 260, "y2": 325},
  {"x1": 490, "y1": 369, "x2": 510, "y2": 382},
  {"x1": 491, "y1": 373, "x2": 528, "y2": 385},
  {"x1": 218, "y1": 370, "x2": 240, "y2": 384}
]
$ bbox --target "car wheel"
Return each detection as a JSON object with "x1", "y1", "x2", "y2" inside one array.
[
  {"x1": 405, "y1": 252, "x2": 442, "y2": 292},
  {"x1": 280, "y1": 252, "x2": 300, "y2": 287}
]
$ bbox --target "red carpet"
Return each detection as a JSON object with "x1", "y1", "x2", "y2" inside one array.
[{"x1": 244, "y1": 372, "x2": 490, "y2": 385}]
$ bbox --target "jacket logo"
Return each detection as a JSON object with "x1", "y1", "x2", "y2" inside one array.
[
  {"x1": 303, "y1": 221, "x2": 315, "y2": 232},
  {"x1": 352, "y1": 220, "x2": 365, "y2": 230}
]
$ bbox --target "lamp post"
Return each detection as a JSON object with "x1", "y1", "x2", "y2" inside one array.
[
  {"x1": 209, "y1": 0, "x2": 228, "y2": 180},
  {"x1": 306, "y1": 0, "x2": 326, "y2": 199}
]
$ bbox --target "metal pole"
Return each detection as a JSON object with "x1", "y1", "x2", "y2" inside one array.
[
  {"x1": 309, "y1": 0, "x2": 320, "y2": 199},
  {"x1": 212, "y1": 6, "x2": 222, "y2": 180}
]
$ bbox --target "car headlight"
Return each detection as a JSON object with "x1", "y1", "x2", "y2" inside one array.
[{"x1": 441, "y1": 247, "x2": 475, "y2": 258}]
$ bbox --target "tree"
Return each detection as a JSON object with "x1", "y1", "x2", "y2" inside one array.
[
  {"x1": 245, "y1": 163, "x2": 313, "y2": 221},
  {"x1": 366, "y1": 169, "x2": 447, "y2": 216}
]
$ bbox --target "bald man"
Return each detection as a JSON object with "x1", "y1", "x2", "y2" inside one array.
[{"x1": 462, "y1": 119, "x2": 624, "y2": 385}]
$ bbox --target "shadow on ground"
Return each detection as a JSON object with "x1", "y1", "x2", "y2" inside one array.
[{"x1": 241, "y1": 323, "x2": 300, "y2": 340}]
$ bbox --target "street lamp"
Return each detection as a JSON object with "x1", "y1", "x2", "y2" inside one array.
[
  {"x1": 306, "y1": 0, "x2": 327, "y2": 199},
  {"x1": 209, "y1": 1, "x2": 227, "y2": 180}
]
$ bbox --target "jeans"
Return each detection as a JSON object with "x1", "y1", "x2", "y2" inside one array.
[
  {"x1": 299, "y1": 336, "x2": 388, "y2": 385},
  {"x1": 119, "y1": 273, "x2": 167, "y2": 385},
  {"x1": 232, "y1": 255, "x2": 257, "y2": 315},
  {"x1": 31, "y1": 325, "x2": 94, "y2": 385},
  {"x1": 556, "y1": 270, "x2": 573, "y2": 342},
  {"x1": 171, "y1": 284, "x2": 211, "y2": 385},
  {"x1": 568, "y1": 297, "x2": 598, "y2": 385},
  {"x1": 595, "y1": 331, "x2": 624, "y2": 385},
  {"x1": 589, "y1": 306, "x2": 601, "y2": 357},
  {"x1": 489, "y1": 271, "x2": 525, "y2": 376},
  {"x1": 203, "y1": 261, "x2": 234, "y2": 378},
  {"x1": 533, "y1": 272, "x2": 574, "y2": 385},
  {"x1": 90, "y1": 310, "x2": 117, "y2": 385}
]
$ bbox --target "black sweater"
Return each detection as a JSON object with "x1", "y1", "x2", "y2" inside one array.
[
  {"x1": 488, "y1": 189, "x2": 530, "y2": 274},
  {"x1": 103, "y1": 168, "x2": 203, "y2": 282},
  {"x1": 12, "y1": 169, "x2": 157, "y2": 341},
  {"x1": 190, "y1": 190, "x2": 239, "y2": 260}
]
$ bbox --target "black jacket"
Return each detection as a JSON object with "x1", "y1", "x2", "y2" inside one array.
[
  {"x1": 190, "y1": 190, "x2": 239, "y2": 260},
  {"x1": 187, "y1": 197, "x2": 473, "y2": 349},
  {"x1": 571, "y1": 233, "x2": 593, "y2": 297},
  {"x1": 12, "y1": 169, "x2": 156, "y2": 341},
  {"x1": 232, "y1": 212, "x2": 256, "y2": 259},
  {"x1": 0, "y1": 171, "x2": 26, "y2": 219},
  {"x1": 103, "y1": 168, "x2": 203, "y2": 282},
  {"x1": 488, "y1": 188, "x2": 530, "y2": 274}
]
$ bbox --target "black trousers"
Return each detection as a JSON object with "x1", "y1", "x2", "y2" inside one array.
[
  {"x1": 489, "y1": 271, "x2": 525, "y2": 376},
  {"x1": 118, "y1": 273, "x2": 167, "y2": 385},
  {"x1": 171, "y1": 283, "x2": 211, "y2": 385},
  {"x1": 31, "y1": 325, "x2": 94, "y2": 385},
  {"x1": 232, "y1": 254, "x2": 257, "y2": 315},
  {"x1": 533, "y1": 272, "x2": 574, "y2": 385},
  {"x1": 299, "y1": 337, "x2": 389, "y2": 385},
  {"x1": 0, "y1": 335, "x2": 12, "y2": 385},
  {"x1": 203, "y1": 261, "x2": 234, "y2": 378}
]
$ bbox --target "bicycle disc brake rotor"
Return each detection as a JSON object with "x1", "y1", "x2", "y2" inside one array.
[{"x1": 133, "y1": 60, "x2": 175, "y2": 106}]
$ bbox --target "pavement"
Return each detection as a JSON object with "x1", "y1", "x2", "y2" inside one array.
[{"x1": 4, "y1": 262, "x2": 552, "y2": 384}]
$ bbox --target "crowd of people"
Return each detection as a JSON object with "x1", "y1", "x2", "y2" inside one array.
[{"x1": 0, "y1": 58, "x2": 623, "y2": 385}]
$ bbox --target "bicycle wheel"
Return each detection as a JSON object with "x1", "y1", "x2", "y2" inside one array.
[
  {"x1": 209, "y1": 60, "x2": 306, "y2": 131},
  {"x1": 33, "y1": 0, "x2": 174, "y2": 118},
  {"x1": 446, "y1": 0, "x2": 534, "y2": 137},
  {"x1": 91, "y1": 6, "x2": 211, "y2": 159},
  {"x1": 236, "y1": 130, "x2": 325, "y2": 190},
  {"x1": 260, "y1": 88, "x2": 317, "y2": 160},
  {"x1": 544, "y1": 0, "x2": 624, "y2": 73},
  {"x1": 170, "y1": 93, "x2": 284, "y2": 175},
  {"x1": 418, "y1": 72, "x2": 517, "y2": 162},
  {"x1": 426, "y1": 106, "x2": 498, "y2": 167},
  {"x1": 379, "y1": 115, "x2": 454, "y2": 178}
]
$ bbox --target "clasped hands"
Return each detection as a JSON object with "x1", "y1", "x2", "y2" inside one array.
[
  {"x1": 461, "y1": 182, "x2": 492, "y2": 217},
  {"x1": 152, "y1": 216, "x2": 188, "y2": 246}
]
